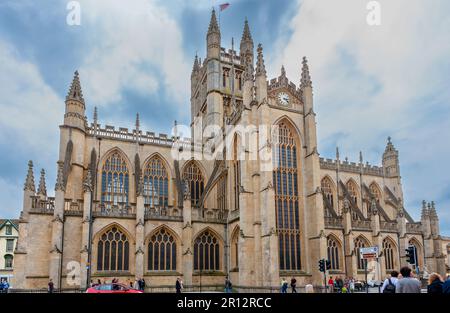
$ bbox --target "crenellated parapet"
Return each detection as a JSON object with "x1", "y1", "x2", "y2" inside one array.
[
  {"x1": 319, "y1": 157, "x2": 384, "y2": 176},
  {"x1": 268, "y1": 75, "x2": 302, "y2": 100}
]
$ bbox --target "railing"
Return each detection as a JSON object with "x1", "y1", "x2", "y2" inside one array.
[
  {"x1": 380, "y1": 221, "x2": 398, "y2": 232},
  {"x1": 144, "y1": 205, "x2": 183, "y2": 221},
  {"x1": 30, "y1": 196, "x2": 54, "y2": 214},
  {"x1": 93, "y1": 201, "x2": 136, "y2": 218},
  {"x1": 351, "y1": 219, "x2": 371, "y2": 230},
  {"x1": 192, "y1": 208, "x2": 228, "y2": 223},
  {"x1": 64, "y1": 199, "x2": 83, "y2": 216},
  {"x1": 324, "y1": 216, "x2": 343, "y2": 229},
  {"x1": 406, "y1": 222, "x2": 422, "y2": 234}
]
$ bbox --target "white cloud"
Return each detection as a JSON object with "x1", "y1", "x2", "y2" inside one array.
[
  {"x1": 78, "y1": 0, "x2": 190, "y2": 112},
  {"x1": 272, "y1": 0, "x2": 450, "y2": 231},
  {"x1": 0, "y1": 40, "x2": 63, "y2": 157}
]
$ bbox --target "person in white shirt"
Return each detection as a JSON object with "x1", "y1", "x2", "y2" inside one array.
[{"x1": 381, "y1": 270, "x2": 399, "y2": 293}]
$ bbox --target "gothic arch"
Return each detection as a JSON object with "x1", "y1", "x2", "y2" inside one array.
[
  {"x1": 182, "y1": 160, "x2": 206, "y2": 207},
  {"x1": 354, "y1": 235, "x2": 371, "y2": 270},
  {"x1": 273, "y1": 118, "x2": 303, "y2": 271},
  {"x1": 142, "y1": 152, "x2": 174, "y2": 178},
  {"x1": 181, "y1": 159, "x2": 207, "y2": 180},
  {"x1": 321, "y1": 175, "x2": 337, "y2": 213},
  {"x1": 142, "y1": 153, "x2": 171, "y2": 207},
  {"x1": 326, "y1": 234, "x2": 343, "y2": 271},
  {"x1": 192, "y1": 226, "x2": 225, "y2": 245},
  {"x1": 93, "y1": 222, "x2": 135, "y2": 244},
  {"x1": 145, "y1": 225, "x2": 180, "y2": 271},
  {"x1": 408, "y1": 237, "x2": 423, "y2": 268},
  {"x1": 230, "y1": 225, "x2": 240, "y2": 270},
  {"x1": 272, "y1": 115, "x2": 304, "y2": 145},
  {"x1": 369, "y1": 182, "x2": 383, "y2": 202},
  {"x1": 98, "y1": 148, "x2": 133, "y2": 205},
  {"x1": 192, "y1": 227, "x2": 224, "y2": 271},
  {"x1": 382, "y1": 236, "x2": 398, "y2": 271},
  {"x1": 345, "y1": 178, "x2": 360, "y2": 205},
  {"x1": 99, "y1": 147, "x2": 133, "y2": 173},
  {"x1": 93, "y1": 223, "x2": 134, "y2": 272}
]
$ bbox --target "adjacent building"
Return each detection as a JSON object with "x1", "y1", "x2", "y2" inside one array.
[{"x1": 0, "y1": 219, "x2": 19, "y2": 284}]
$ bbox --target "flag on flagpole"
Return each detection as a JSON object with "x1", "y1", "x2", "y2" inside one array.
[{"x1": 219, "y1": 3, "x2": 230, "y2": 11}]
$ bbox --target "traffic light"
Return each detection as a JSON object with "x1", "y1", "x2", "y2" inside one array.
[
  {"x1": 326, "y1": 259, "x2": 331, "y2": 270},
  {"x1": 318, "y1": 259, "x2": 325, "y2": 272},
  {"x1": 405, "y1": 246, "x2": 417, "y2": 265}
]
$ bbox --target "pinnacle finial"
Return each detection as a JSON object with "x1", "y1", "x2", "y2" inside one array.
[
  {"x1": 280, "y1": 65, "x2": 286, "y2": 77},
  {"x1": 241, "y1": 18, "x2": 253, "y2": 43},
  {"x1": 208, "y1": 8, "x2": 220, "y2": 34},
  {"x1": 135, "y1": 113, "x2": 140, "y2": 130},
  {"x1": 336, "y1": 147, "x2": 340, "y2": 159},
  {"x1": 93, "y1": 106, "x2": 98, "y2": 124},
  {"x1": 24, "y1": 160, "x2": 36, "y2": 192},
  {"x1": 37, "y1": 168, "x2": 47, "y2": 196},
  {"x1": 192, "y1": 54, "x2": 200, "y2": 73},
  {"x1": 55, "y1": 162, "x2": 65, "y2": 192},
  {"x1": 301, "y1": 56, "x2": 312, "y2": 89},
  {"x1": 66, "y1": 70, "x2": 85, "y2": 104},
  {"x1": 359, "y1": 151, "x2": 363, "y2": 164},
  {"x1": 255, "y1": 43, "x2": 266, "y2": 77}
]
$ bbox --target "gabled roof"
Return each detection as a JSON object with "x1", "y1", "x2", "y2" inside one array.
[{"x1": 0, "y1": 219, "x2": 19, "y2": 231}]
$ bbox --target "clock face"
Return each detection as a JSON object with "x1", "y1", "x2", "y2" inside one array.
[{"x1": 277, "y1": 92, "x2": 290, "y2": 106}]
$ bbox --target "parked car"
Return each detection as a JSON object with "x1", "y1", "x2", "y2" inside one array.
[{"x1": 86, "y1": 283, "x2": 143, "y2": 293}]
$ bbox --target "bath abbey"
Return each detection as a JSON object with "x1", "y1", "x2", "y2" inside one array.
[{"x1": 12, "y1": 10, "x2": 447, "y2": 290}]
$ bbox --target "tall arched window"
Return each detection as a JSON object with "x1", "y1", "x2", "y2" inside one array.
[
  {"x1": 231, "y1": 227, "x2": 239, "y2": 270},
  {"x1": 383, "y1": 238, "x2": 396, "y2": 271},
  {"x1": 97, "y1": 226, "x2": 129, "y2": 271},
  {"x1": 354, "y1": 237, "x2": 369, "y2": 270},
  {"x1": 193, "y1": 230, "x2": 221, "y2": 271},
  {"x1": 143, "y1": 156, "x2": 168, "y2": 207},
  {"x1": 321, "y1": 177, "x2": 335, "y2": 216},
  {"x1": 101, "y1": 151, "x2": 129, "y2": 205},
  {"x1": 148, "y1": 227, "x2": 177, "y2": 271},
  {"x1": 217, "y1": 174, "x2": 227, "y2": 212},
  {"x1": 233, "y1": 136, "x2": 241, "y2": 211},
  {"x1": 273, "y1": 122, "x2": 301, "y2": 271},
  {"x1": 346, "y1": 180, "x2": 358, "y2": 205},
  {"x1": 4, "y1": 254, "x2": 13, "y2": 268},
  {"x1": 408, "y1": 238, "x2": 422, "y2": 268},
  {"x1": 369, "y1": 183, "x2": 381, "y2": 203},
  {"x1": 327, "y1": 236, "x2": 341, "y2": 270},
  {"x1": 183, "y1": 162, "x2": 204, "y2": 208}
]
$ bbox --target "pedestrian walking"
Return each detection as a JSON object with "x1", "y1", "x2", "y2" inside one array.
[
  {"x1": 48, "y1": 279, "x2": 54, "y2": 293},
  {"x1": 225, "y1": 276, "x2": 232, "y2": 293},
  {"x1": 134, "y1": 279, "x2": 140, "y2": 290},
  {"x1": 290, "y1": 277, "x2": 297, "y2": 293},
  {"x1": 280, "y1": 278, "x2": 288, "y2": 293},
  {"x1": 396, "y1": 266, "x2": 421, "y2": 293},
  {"x1": 335, "y1": 276, "x2": 344, "y2": 293},
  {"x1": 176, "y1": 277, "x2": 182, "y2": 293},
  {"x1": 141, "y1": 278, "x2": 146, "y2": 292},
  {"x1": 427, "y1": 273, "x2": 443, "y2": 294},
  {"x1": 381, "y1": 270, "x2": 399, "y2": 293},
  {"x1": 349, "y1": 277, "x2": 355, "y2": 293},
  {"x1": 328, "y1": 276, "x2": 334, "y2": 293}
]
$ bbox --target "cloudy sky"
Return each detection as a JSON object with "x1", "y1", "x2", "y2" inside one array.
[{"x1": 0, "y1": 0, "x2": 449, "y2": 235}]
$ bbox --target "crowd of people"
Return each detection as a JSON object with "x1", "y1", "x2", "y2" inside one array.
[{"x1": 380, "y1": 266, "x2": 450, "y2": 294}]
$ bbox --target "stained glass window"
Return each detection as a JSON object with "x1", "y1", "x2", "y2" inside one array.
[
  {"x1": 143, "y1": 156, "x2": 168, "y2": 207},
  {"x1": 97, "y1": 226, "x2": 129, "y2": 271},
  {"x1": 148, "y1": 227, "x2": 177, "y2": 271}
]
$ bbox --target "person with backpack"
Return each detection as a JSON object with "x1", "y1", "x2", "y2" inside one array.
[
  {"x1": 381, "y1": 270, "x2": 399, "y2": 293},
  {"x1": 443, "y1": 275, "x2": 450, "y2": 294}
]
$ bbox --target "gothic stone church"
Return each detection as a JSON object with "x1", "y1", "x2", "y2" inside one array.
[{"x1": 13, "y1": 10, "x2": 446, "y2": 289}]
